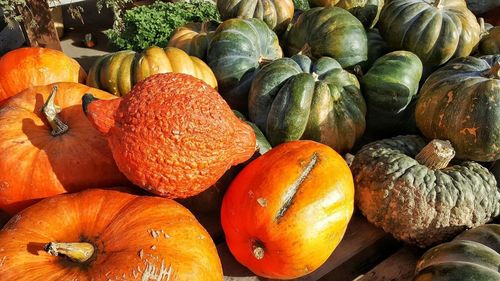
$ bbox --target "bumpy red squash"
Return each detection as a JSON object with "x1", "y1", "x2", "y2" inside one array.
[
  {"x1": 0, "y1": 83, "x2": 128, "y2": 215},
  {"x1": 0, "y1": 47, "x2": 86, "y2": 102},
  {"x1": 0, "y1": 188, "x2": 223, "y2": 281},
  {"x1": 83, "y1": 73, "x2": 256, "y2": 198},
  {"x1": 221, "y1": 140, "x2": 354, "y2": 279}
]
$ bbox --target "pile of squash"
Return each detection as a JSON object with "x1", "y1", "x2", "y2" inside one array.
[{"x1": 0, "y1": 0, "x2": 498, "y2": 280}]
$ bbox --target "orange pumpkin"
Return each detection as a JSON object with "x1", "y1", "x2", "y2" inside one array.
[
  {"x1": 0, "y1": 82, "x2": 128, "y2": 215},
  {"x1": 221, "y1": 140, "x2": 354, "y2": 279},
  {"x1": 0, "y1": 188, "x2": 223, "y2": 280},
  {"x1": 0, "y1": 47, "x2": 86, "y2": 102},
  {"x1": 83, "y1": 73, "x2": 256, "y2": 199}
]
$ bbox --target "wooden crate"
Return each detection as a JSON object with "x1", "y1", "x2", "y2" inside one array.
[{"x1": 206, "y1": 213, "x2": 424, "y2": 281}]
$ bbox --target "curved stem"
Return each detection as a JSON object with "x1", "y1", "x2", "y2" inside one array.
[
  {"x1": 42, "y1": 85, "x2": 69, "y2": 136},
  {"x1": 44, "y1": 242, "x2": 95, "y2": 263},
  {"x1": 252, "y1": 240, "x2": 265, "y2": 260},
  {"x1": 415, "y1": 139, "x2": 455, "y2": 170},
  {"x1": 483, "y1": 62, "x2": 500, "y2": 79},
  {"x1": 258, "y1": 56, "x2": 274, "y2": 66}
]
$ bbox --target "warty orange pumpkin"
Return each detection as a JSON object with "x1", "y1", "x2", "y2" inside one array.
[
  {"x1": 83, "y1": 73, "x2": 257, "y2": 199},
  {"x1": 221, "y1": 140, "x2": 354, "y2": 279},
  {"x1": 0, "y1": 82, "x2": 128, "y2": 215},
  {"x1": 0, "y1": 47, "x2": 86, "y2": 103},
  {"x1": 0, "y1": 188, "x2": 223, "y2": 281}
]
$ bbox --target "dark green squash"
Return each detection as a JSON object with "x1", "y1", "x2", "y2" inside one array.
[
  {"x1": 308, "y1": 0, "x2": 384, "y2": 28},
  {"x1": 248, "y1": 54, "x2": 366, "y2": 153},
  {"x1": 207, "y1": 18, "x2": 283, "y2": 112},
  {"x1": 479, "y1": 26, "x2": 500, "y2": 55},
  {"x1": 284, "y1": 7, "x2": 368, "y2": 68},
  {"x1": 361, "y1": 50, "x2": 422, "y2": 137},
  {"x1": 351, "y1": 135, "x2": 500, "y2": 248},
  {"x1": 378, "y1": 0, "x2": 481, "y2": 73},
  {"x1": 217, "y1": 0, "x2": 294, "y2": 34},
  {"x1": 466, "y1": 0, "x2": 500, "y2": 15},
  {"x1": 414, "y1": 224, "x2": 500, "y2": 281},
  {"x1": 361, "y1": 28, "x2": 391, "y2": 72},
  {"x1": 415, "y1": 55, "x2": 500, "y2": 162}
]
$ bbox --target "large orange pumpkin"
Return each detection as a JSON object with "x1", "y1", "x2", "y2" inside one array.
[
  {"x1": 0, "y1": 82, "x2": 128, "y2": 215},
  {"x1": 0, "y1": 188, "x2": 223, "y2": 281},
  {"x1": 83, "y1": 73, "x2": 256, "y2": 199},
  {"x1": 0, "y1": 47, "x2": 86, "y2": 102},
  {"x1": 221, "y1": 140, "x2": 354, "y2": 279}
]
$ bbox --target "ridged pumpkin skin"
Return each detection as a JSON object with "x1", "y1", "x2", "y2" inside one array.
[
  {"x1": 479, "y1": 26, "x2": 500, "y2": 55},
  {"x1": 87, "y1": 46, "x2": 217, "y2": 96},
  {"x1": 378, "y1": 0, "x2": 481, "y2": 71},
  {"x1": 308, "y1": 0, "x2": 384, "y2": 28},
  {"x1": 249, "y1": 54, "x2": 366, "y2": 153},
  {"x1": 207, "y1": 18, "x2": 283, "y2": 112},
  {"x1": 0, "y1": 188, "x2": 223, "y2": 281},
  {"x1": 217, "y1": 0, "x2": 294, "y2": 34},
  {"x1": 167, "y1": 21, "x2": 219, "y2": 60},
  {"x1": 221, "y1": 140, "x2": 354, "y2": 279},
  {"x1": 415, "y1": 55, "x2": 500, "y2": 162},
  {"x1": 84, "y1": 73, "x2": 257, "y2": 198},
  {"x1": 0, "y1": 82, "x2": 128, "y2": 215},
  {"x1": 284, "y1": 7, "x2": 368, "y2": 68},
  {"x1": 361, "y1": 51, "x2": 422, "y2": 137},
  {"x1": 414, "y1": 224, "x2": 500, "y2": 281},
  {"x1": 351, "y1": 135, "x2": 500, "y2": 248},
  {"x1": 0, "y1": 47, "x2": 86, "y2": 102}
]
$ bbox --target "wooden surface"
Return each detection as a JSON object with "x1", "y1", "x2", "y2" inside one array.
[
  {"x1": 217, "y1": 214, "x2": 403, "y2": 281},
  {"x1": 19, "y1": 0, "x2": 62, "y2": 50}
]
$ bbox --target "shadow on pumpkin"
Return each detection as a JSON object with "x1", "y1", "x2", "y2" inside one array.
[{"x1": 27, "y1": 242, "x2": 46, "y2": 256}]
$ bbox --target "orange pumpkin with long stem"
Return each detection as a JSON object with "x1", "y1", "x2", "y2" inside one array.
[
  {"x1": 221, "y1": 140, "x2": 355, "y2": 279},
  {"x1": 0, "y1": 47, "x2": 86, "y2": 102},
  {"x1": 0, "y1": 188, "x2": 223, "y2": 281},
  {"x1": 0, "y1": 82, "x2": 128, "y2": 215}
]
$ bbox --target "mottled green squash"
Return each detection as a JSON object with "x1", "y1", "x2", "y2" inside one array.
[
  {"x1": 479, "y1": 26, "x2": 500, "y2": 55},
  {"x1": 249, "y1": 54, "x2": 366, "y2": 153},
  {"x1": 284, "y1": 7, "x2": 367, "y2": 68},
  {"x1": 415, "y1": 55, "x2": 500, "y2": 162},
  {"x1": 217, "y1": 0, "x2": 294, "y2": 34},
  {"x1": 378, "y1": 0, "x2": 481, "y2": 72},
  {"x1": 361, "y1": 51, "x2": 422, "y2": 137},
  {"x1": 414, "y1": 224, "x2": 500, "y2": 281},
  {"x1": 351, "y1": 135, "x2": 500, "y2": 247},
  {"x1": 362, "y1": 28, "x2": 391, "y2": 72},
  {"x1": 207, "y1": 18, "x2": 283, "y2": 112},
  {"x1": 308, "y1": 0, "x2": 384, "y2": 28}
]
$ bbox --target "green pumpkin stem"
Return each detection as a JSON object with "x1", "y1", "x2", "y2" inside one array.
[
  {"x1": 44, "y1": 242, "x2": 95, "y2": 263},
  {"x1": 415, "y1": 139, "x2": 455, "y2": 170},
  {"x1": 42, "y1": 85, "x2": 69, "y2": 136},
  {"x1": 484, "y1": 62, "x2": 500, "y2": 79},
  {"x1": 252, "y1": 240, "x2": 265, "y2": 260},
  {"x1": 479, "y1": 18, "x2": 488, "y2": 37}
]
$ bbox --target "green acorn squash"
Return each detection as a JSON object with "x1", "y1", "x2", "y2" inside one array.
[
  {"x1": 378, "y1": 0, "x2": 481, "y2": 73},
  {"x1": 248, "y1": 54, "x2": 366, "y2": 153},
  {"x1": 207, "y1": 18, "x2": 283, "y2": 112},
  {"x1": 414, "y1": 224, "x2": 500, "y2": 281},
  {"x1": 415, "y1": 55, "x2": 500, "y2": 162},
  {"x1": 284, "y1": 7, "x2": 368, "y2": 68},
  {"x1": 308, "y1": 0, "x2": 384, "y2": 28},
  {"x1": 351, "y1": 135, "x2": 500, "y2": 248}
]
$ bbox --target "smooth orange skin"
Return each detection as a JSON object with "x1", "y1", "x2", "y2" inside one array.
[
  {"x1": 85, "y1": 73, "x2": 256, "y2": 198},
  {"x1": 0, "y1": 188, "x2": 223, "y2": 281},
  {"x1": 221, "y1": 140, "x2": 354, "y2": 279},
  {"x1": 0, "y1": 82, "x2": 129, "y2": 215},
  {"x1": 0, "y1": 47, "x2": 86, "y2": 102}
]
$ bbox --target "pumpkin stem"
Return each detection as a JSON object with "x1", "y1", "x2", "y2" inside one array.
[
  {"x1": 201, "y1": 21, "x2": 210, "y2": 33},
  {"x1": 483, "y1": 62, "x2": 500, "y2": 79},
  {"x1": 433, "y1": 0, "x2": 442, "y2": 8},
  {"x1": 44, "y1": 242, "x2": 95, "y2": 263},
  {"x1": 298, "y1": 43, "x2": 312, "y2": 57},
  {"x1": 252, "y1": 240, "x2": 265, "y2": 260},
  {"x1": 42, "y1": 85, "x2": 69, "y2": 136},
  {"x1": 258, "y1": 56, "x2": 274, "y2": 65},
  {"x1": 479, "y1": 18, "x2": 489, "y2": 38},
  {"x1": 415, "y1": 139, "x2": 455, "y2": 170}
]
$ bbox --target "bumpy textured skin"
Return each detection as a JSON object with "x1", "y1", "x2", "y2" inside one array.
[
  {"x1": 414, "y1": 224, "x2": 500, "y2": 281},
  {"x1": 378, "y1": 0, "x2": 481, "y2": 72},
  {"x1": 85, "y1": 73, "x2": 257, "y2": 198},
  {"x1": 0, "y1": 188, "x2": 223, "y2": 281},
  {"x1": 167, "y1": 21, "x2": 219, "y2": 60},
  {"x1": 221, "y1": 140, "x2": 354, "y2": 279},
  {"x1": 284, "y1": 7, "x2": 367, "y2": 68},
  {"x1": 479, "y1": 26, "x2": 500, "y2": 56},
  {"x1": 0, "y1": 47, "x2": 86, "y2": 102},
  {"x1": 207, "y1": 18, "x2": 283, "y2": 112},
  {"x1": 87, "y1": 47, "x2": 217, "y2": 96},
  {"x1": 415, "y1": 55, "x2": 500, "y2": 162},
  {"x1": 0, "y1": 82, "x2": 128, "y2": 215},
  {"x1": 351, "y1": 135, "x2": 500, "y2": 248},
  {"x1": 249, "y1": 54, "x2": 366, "y2": 153},
  {"x1": 217, "y1": 0, "x2": 294, "y2": 34}
]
